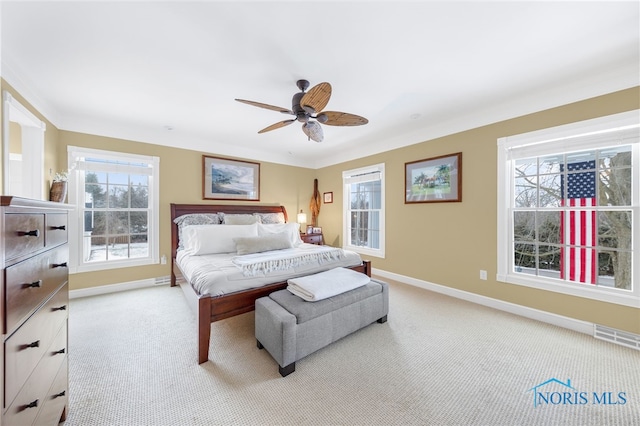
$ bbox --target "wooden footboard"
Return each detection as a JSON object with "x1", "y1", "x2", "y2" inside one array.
[{"x1": 175, "y1": 260, "x2": 371, "y2": 364}]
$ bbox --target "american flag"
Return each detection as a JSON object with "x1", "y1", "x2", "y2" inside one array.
[{"x1": 560, "y1": 160, "x2": 597, "y2": 284}]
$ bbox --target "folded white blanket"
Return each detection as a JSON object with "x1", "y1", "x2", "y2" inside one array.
[
  {"x1": 287, "y1": 267, "x2": 371, "y2": 302},
  {"x1": 232, "y1": 246, "x2": 344, "y2": 276}
]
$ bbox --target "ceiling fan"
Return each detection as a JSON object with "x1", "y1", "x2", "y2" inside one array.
[{"x1": 235, "y1": 79, "x2": 368, "y2": 143}]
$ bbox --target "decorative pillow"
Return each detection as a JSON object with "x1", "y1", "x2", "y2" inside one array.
[
  {"x1": 174, "y1": 214, "x2": 222, "y2": 249},
  {"x1": 257, "y1": 222, "x2": 303, "y2": 247},
  {"x1": 234, "y1": 233, "x2": 292, "y2": 255},
  {"x1": 221, "y1": 213, "x2": 260, "y2": 225},
  {"x1": 253, "y1": 212, "x2": 285, "y2": 224},
  {"x1": 182, "y1": 223, "x2": 258, "y2": 255},
  {"x1": 173, "y1": 213, "x2": 222, "y2": 226}
]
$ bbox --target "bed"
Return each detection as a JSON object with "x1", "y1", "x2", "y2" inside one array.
[{"x1": 170, "y1": 203, "x2": 371, "y2": 364}]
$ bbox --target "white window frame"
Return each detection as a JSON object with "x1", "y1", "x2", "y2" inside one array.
[
  {"x1": 497, "y1": 110, "x2": 640, "y2": 308},
  {"x1": 67, "y1": 146, "x2": 160, "y2": 273},
  {"x1": 342, "y1": 163, "x2": 385, "y2": 258}
]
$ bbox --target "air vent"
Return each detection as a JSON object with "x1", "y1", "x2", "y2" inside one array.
[
  {"x1": 155, "y1": 276, "x2": 171, "y2": 286},
  {"x1": 594, "y1": 325, "x2": 640, "y2": 351}
]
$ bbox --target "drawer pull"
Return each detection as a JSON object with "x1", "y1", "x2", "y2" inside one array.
[
  {"x1": 53, "y1": 391, "x2": 66, "y2": 399},
  {"x1": 23, "y1": 279, "x2": 43, "y2": 289},
  {"x1": 53, "y1": 348, "x2": 66, "y2": 355},
  {"x1": 21, "y1": 400, "x2": 39, "y2": 410},
  {"x1": 50, "y1": 225, "x2": 66, "y2": 230},
  {"x1": 52, "y1": 262, "x2": 68, "y2": 268},
  {"x1": 22, "y1": 340, "x2": 40, "y2": 350},
  {"x1": 19, "y1": 229, "x2": 40, "y2": 237},
  {"x1": 53, "y1": 305, "x2": 67, "y2": 311}
]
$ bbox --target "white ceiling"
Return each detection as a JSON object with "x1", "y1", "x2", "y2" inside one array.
[{"x1": 1, "y1": 1, "x2": 638, "y2": 169}]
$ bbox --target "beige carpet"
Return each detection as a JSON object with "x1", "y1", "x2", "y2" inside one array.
[{"x1": 65, "y1": 279, "x2": 639, "y2": 425}]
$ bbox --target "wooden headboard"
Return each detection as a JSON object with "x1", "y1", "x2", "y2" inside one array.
[{"x1": 169, "y1": 203, "x2": 289, "y2": 260}]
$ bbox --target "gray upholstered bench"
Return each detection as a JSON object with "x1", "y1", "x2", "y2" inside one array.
[{"x1": 255, "y1": 279, "x2": 389, "y2": 376}]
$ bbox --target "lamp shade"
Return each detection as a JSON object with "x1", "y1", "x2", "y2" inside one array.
[{"x1": 297, "y1": 210, "x2": 307, "y2": 224}]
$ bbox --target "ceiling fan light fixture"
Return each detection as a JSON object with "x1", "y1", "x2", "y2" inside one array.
[
  {"x1": 235, "y1": 79, "x2": 367, "y2": 142},
  {"x1": 302, "y1": 121, "x2": 323, "y2": 142}
]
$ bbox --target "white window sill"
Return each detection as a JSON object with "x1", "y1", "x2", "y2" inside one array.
[
  {"x1": 497, "y1": 273, "x2": 640, "y2": 308},
  {"x1": 344, "y1": 245, "x2": 385, "y2": 259},
  {"x1": 70, "y1": 257, "x2": 158, "y2": 274}
]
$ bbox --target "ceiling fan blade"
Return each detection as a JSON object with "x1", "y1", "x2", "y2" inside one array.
[
  {"x1": 258, "y1": 119, "x2": 295, "y2": 134},
  {"x1": 302, "y1": 121, "x2": 323, "y2": 142},
  {"x1": 235, "y1": 98, "x2": 294, "y2": 115},
  {"x1": 321, "y1": 111, "x2": 369, "y2": 126},
  {"x1": 300, "y1": 82, "x2": 331, "y2": 114}
]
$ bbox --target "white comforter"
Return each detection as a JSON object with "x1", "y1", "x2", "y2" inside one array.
[{"x1": 176, "y1": 243, "x2": 363, "y2": 296}]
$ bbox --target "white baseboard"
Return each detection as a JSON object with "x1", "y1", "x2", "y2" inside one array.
[
  {"x1": 70, "y1": 269, "x2": 636, "y2": 350},
  {"x1": 372, "y1": 267, "x2": 594, "y2": 335},
  {"x1": 70, "y1": 269, "x2": 591, "y2": 334},
  {"x1": 69, "y1": 276, "x2": 169, "y2": 299}
]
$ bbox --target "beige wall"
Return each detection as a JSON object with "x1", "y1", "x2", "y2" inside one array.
[
  {"x1": 59, "y1": 131, "x2": 315, "y2": 290},
  {"x1": 2, "y1": 77, "x2": 638, "y2": 335},
  {"x1": 316, "y1": 87, "x2": 640, "y2": 334}
]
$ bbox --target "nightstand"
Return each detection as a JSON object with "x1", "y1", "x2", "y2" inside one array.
[{"x1": 300, "y1": 232, "x2": 324, "y2": 245}]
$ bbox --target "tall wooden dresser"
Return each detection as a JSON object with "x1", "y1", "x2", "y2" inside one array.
[{"x1": 1, "y1": 197, "x2": 72, "y2": 426}]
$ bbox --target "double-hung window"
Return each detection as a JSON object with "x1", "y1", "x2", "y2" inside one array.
[
  {"x1": 497, "y1": 111, "x2": 639, "y2": 307},
  {"x1": 67, "y1": 146, "x2": 160, "y2": 273},
  {"x1": 342, "y1": 163, "x2": 385, "y2": 258}
]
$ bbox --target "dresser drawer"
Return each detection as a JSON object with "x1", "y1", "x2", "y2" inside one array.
[
  {"x1": 32, "y1": 361, "x2": 68, "y2": 426},
  {"x1": 4, "y1": 213, "x2": 45, "y2": 261},
  {"x1": 3, "y1": 324, "x2": 67, "y2": 425},
  {"x1": 5, "y1": 245, "x2": 69, "y2": 334},
  {"x1": 45, "y1": 213, "x2": 68, "y2": 248},
  {"x1": 5, "y1": 285, "x2": 68, "y2": 406}
]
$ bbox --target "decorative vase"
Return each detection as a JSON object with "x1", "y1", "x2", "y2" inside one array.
[{"x1": 50, "y1": 181, "x2": 68, "y2": 203}]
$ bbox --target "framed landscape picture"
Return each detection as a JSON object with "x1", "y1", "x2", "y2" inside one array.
[
  {"x1": 405, "y1": 152, "x2": 462, "y2": 203},
  {"x1": 202, "y1": 155, "x2": 260, "y2": 201}
]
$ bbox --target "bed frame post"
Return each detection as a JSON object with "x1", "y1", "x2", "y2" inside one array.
[
  {"x1": 171, "y1": 259, "x2": 177, "y2": 286},
  {"x1": 198, "y1": 297, "x2": 212, "y2": 364},
  {"x1": 170, "y1": 203, "x2": 179, "y2": 286},
  {"x1": 363, "y1": 260, "x2": 371, "y2": 277}
]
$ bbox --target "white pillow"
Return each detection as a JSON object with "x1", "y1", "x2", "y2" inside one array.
[
  {"x1": 257, "y1": 222, "x2": 303, "y2": 247},
  {"x1": 174, "y1": 213, "x2": 222, "y2": 249},
  {"x1": 182, "y1": 223, "x2": 258, "y2": 255}
]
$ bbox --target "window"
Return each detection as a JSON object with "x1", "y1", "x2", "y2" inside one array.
[
  {"x1": 343, "y1": 163, "x2": 385, "y2": 258},
  {"x1": 67, "y1": 146, "x2": 160, "y2": 273},
  {"x1": 497, "y1": 110, "x2": 639, "y2": 307}
]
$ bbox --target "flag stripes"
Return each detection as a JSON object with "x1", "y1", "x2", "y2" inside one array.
[{"x1": 560, "y1": 160, "x2": 597, "y2": 284}]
